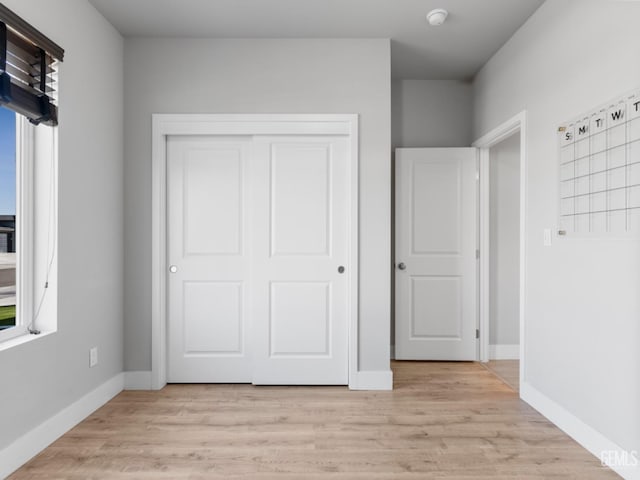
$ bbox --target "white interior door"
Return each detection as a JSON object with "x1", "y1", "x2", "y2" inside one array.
[
  {"x1": 251, "y1": 136, "x2": 349, "y2": 385},
  {"x1": 167, "y1": 136, "x2": 253, "y2": 382},
  {"x1": 395, "y1": 148, "x2": 477, "y2": 360},
  {"x1": 167, "y1": 134, "x2": 350, "y2": 385}
]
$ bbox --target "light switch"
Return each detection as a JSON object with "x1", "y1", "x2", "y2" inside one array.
[
  {"x1": 90, "y1": 347, "x2": 98, "y2": 367},
  {"x1": 543, "y1": 228, "x2": 552, "y2": 246}
]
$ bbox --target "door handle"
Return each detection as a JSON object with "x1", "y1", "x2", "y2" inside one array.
[
  {"x1": 397, "y1": 262, "x2": 406, "y2": 270},
  {"x1": 169, "y1": 265, "x2": 178, "y2": 273},
  {"x1": 338, "y1": 266, "x2": 345, "y2": 274}
]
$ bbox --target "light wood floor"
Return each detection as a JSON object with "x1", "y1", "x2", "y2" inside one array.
[
  {"x1": 481, "y1": 360, "x2": 520, "y2": 392},
  {"x1": 10, "y1": 361, "x2": 618, "y2": 479}
]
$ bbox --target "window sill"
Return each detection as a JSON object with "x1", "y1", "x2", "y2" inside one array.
[{"x1": 0, "y1": 329, "x2": 55, "y2": 353}]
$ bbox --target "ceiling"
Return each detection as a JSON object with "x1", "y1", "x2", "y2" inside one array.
[{"x1": 88, "y1": 0, "x2": 544, "y2": 80}]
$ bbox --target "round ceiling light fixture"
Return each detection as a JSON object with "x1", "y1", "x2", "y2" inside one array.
[{"x1": 426, "y1": 8, "x2": 448, "y2": 26}]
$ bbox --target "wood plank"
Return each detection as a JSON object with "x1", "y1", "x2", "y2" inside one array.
[
  {"x1": 8, "y1": 361, "x2": 618, "y2": 479},
  {"x1": 482, "y1": 360, "x2": 520, "y2": 391}
]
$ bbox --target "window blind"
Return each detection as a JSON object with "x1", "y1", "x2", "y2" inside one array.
[{"x1": 0, "y1": 3, "x2": 64, "y2": 126}]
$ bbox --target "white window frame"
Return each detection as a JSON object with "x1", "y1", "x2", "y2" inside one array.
[{"x1": 0, "y1": 115, "x2": 34, "y2": 343}]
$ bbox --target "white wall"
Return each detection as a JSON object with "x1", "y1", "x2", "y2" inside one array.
[
  {"x1": 392, "y1": 80, "x2": 472, "y2": 149},
  {"x1": 0, "y1": 0, "x2": 123, "y2": 454},
  {"x1": 489, "y1": 133, "x2": 520, "y2": 348},
  {"x1": 474, "y1": 0, "x2": 640, "y2": 459},
  {"x1": 123, "y1": 39, "x2": 391, "y2": 373}
]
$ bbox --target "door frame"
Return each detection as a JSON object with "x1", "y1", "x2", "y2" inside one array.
[
  {"x1": 472, "y1": 111, "x2": 527, "y2": 387},
  {"x1": 151, "y1": 114, "x2": 359, "y2": 390}
]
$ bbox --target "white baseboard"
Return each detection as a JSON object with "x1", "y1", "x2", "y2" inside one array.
[
  {"x1": 489, "y1": 344, "x2": 520, "y2": 360},
  {"x1": 521, "y1": 381, "x2": 639, "y2": 480},
  {"x1": 0, "y1": 373, "x2": 124, "y2": 479},
  {"x1": 349, "y1": 370, "x2": 393, "y2": 390},
  {"x1": 124, "y1": 370, "x2": 153, "y2": 390}
]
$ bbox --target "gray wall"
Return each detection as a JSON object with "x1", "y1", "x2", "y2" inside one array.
[
  {"x1": 123, "y1": 38, "x2": 392, "y2": 373},
  {"x1": 489, "y1": 133, "x2": 520, "y2": 347},
  {"x1": 392, "y1": 80, "x2": 472, "y2": 149},
  {"x1": 0, "y1": 0, "x2": 123, "y2": 450},
  {"x1": 474, "y1": 0, "x2": 640, "y2": 454}
]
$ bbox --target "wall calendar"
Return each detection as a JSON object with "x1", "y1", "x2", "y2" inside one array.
[{"x1": 558, "y1": 88, "x2": 640, "y2": 235}]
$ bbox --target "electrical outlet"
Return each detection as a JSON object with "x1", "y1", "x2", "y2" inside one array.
[{"x1": 90, "y1": 347, "x2": 98, "y2": 368}]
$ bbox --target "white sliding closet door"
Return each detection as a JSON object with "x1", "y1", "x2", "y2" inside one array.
[
  {"x1": 251, "y1": 136, "x2": 349, "y2": 385},
  {"x1": 167, "y1": 134, "x2": 350, "y2": 385},
  {"x1": 167, "y1": 136, "x2": 254, "y2": 383}
]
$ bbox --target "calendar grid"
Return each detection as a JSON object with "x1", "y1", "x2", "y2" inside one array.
[
  {"x1": 625, "y1": 108, "x2": 629, "y2": 231},
  {"x1": 558, "y1": 88, "x2": 640, "y2": 235},
  {"x1": 560, "y1": 156, "x2": 640, "y2": 183},
  {"x1": 561, "y1": 182, "x2": 640, "y2": 201}
]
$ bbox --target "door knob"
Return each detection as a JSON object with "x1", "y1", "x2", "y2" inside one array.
[
  {"x1": 169, "y1": 265, "x2": 178, "y2": 273},
  {"x1": 397, "y1": 262, "x2": 406, "y2": 270},
  {"x1": 338, "y1": 266, "x2": 345, "y2": 274}
]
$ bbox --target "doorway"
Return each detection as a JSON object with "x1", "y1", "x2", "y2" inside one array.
[
  {"x1": 474, "y1": 111, "x2": 527, "y2": 394},
  {"x1": 484, "y1": 133, "x2": 520, "y2": 390}
]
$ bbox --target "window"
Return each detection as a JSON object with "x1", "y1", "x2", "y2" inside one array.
[
  {"x1": 0, "y1": 105, "x2": 30, "y2": 343},
  {"x1": 0, "y1": 4, "x2": 63, "y2": 345},
  {"x1": 0, "y1": 107, "x2": 16, "y2": 337}
]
